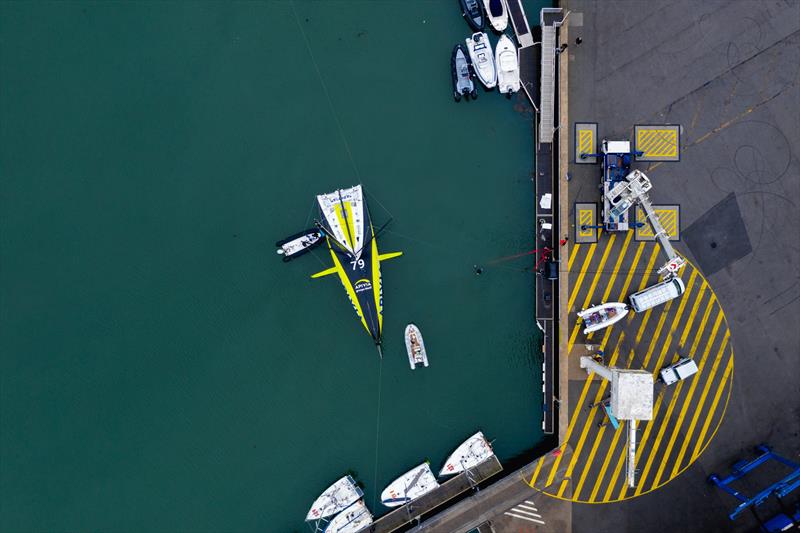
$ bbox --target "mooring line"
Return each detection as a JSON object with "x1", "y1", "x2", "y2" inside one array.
[
  {"x1": 290, "y1": 1, "x2": 362, "y2": 182},
  {"x1": 372, "y1": 356, "x2": 383, "y2": 509}
]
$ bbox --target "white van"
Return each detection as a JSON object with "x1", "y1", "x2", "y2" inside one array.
[
  {"x1": 659, "y1": 357, "x2": 699, "y2": 386},
  {"x1": 629, "y1": 277, "x2": 685, "y2": 313}
]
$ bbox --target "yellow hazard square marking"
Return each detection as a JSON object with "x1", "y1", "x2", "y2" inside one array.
[
  {"x1": 636, "y1": 206, "x2": 680, "y2": 241},
  {"x1": 637, "y1": 128, "x2": 679, "y2": 158},
  {"x1": 578, "y1": 129, "x2": 594, "y2": 157},
  {"x1": 578, "y1": 209, "x2": 594, "y2": 237}
]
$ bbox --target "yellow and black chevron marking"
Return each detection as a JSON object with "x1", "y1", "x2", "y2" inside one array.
[
  {"x1": 635, "y1": 125, "x2": 680, "y2": 161},
  {"x1": 575, "y1": 123, "x2": 597, "y2": 164},
  {"x1": 575, "y1": 202, "x2": 598, "y2": 243},
  {"x1": 529, "y1": 238, "x2": 733, "y2": 503},
  {"x1": 635, "y1": 205, "x2": 680, "y2": 241}
]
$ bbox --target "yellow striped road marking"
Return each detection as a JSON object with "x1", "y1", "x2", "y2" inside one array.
[
  {"x1": 637, "y1": 129, "x2": 678, "y2": 157},
  {"x1": 626, "y1": 246, "x2": 661, "y2": 324},
  {"x1": 528, "y1": 455, "x2": 545, "y2": 487},
  {"x1": 626, "y1": 248, "x2": 661, "y2": 332},
  {"x1": 558, "y1": 328, "x2": 625, "y2": 498},
  {"x1": 604, "y1": 273, "x2": 700, "y2": 500},
  {"x1": 542, "y1": 325, "x2": 616, "y2": 489},
  {"x1": 628, "y1": 376, "x2": 684, "y2": 498},
  {"x1": 628, "y1": 281, "x2": 710, "y2": 496},
  {"x1": 568, "y1": 244, "x2": 598, "y2": 311},
  {"x1": 579, "y1": 129, "x2": 593, "y2": 156},
  {"x1": 556, "y1": 333, "x2": 626, "y2": 497},
  {"x1": 671, "y1": 332, "x2": 730, "y2": 475},
  {"x1": 572, "y1": 347, "x2": 636, "y2": 500},
  {"x1": 568, "y1": 243, "x2": 582, "y2": 271},
  {"x1": 678, "y1": 282, "x2": 711, "y2": 347},
  {"x1": 595, "y1": 268, "x2": 703, "y2": 502},
  {"x1": 644, "y1": 304, "x2": 723, "y2": 494},
  {"x1": 587, "y1": 239, "x2": 644, "y2": 342},
  {"x1": 567, "y1": 234, "x2": 618, "y2": 352},
  {"x1": 690, "y1": 355, "x2": 734, "y2": 462},
  {"x1": 640, "y1": 271, "x2": 699, "y2": 369},
  {"x1": 578, "y1": 209, "x2": 595, "y2": 238},
  {"x1": 626, "y1": 295, "x2": 717, "y2": 499},
  {"x1": 590, "y1": 421, "x2": 624, "y2": 502},
  {"x1": 597, "y1": 231, "x2": 634, "y2": 304},
  {"x1": 570, "y1": 232, "x2": 633, "y2": 351}
]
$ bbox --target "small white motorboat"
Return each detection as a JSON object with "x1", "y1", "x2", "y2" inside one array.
[
  {"x1": 577, "y1": 302, "x2": 630, "y2": 334},
  {"x1": 439, "y1": 431, "x2": 494, "y2": 476},
  {"x1": 380, "y1": 462, "x2": 440, "y2": 507},
  {"x1": 306, "y1": 475, "x2": 363, "y2": 522},
  {"x1": 405, "y1": 324, "x2": 429, "y2": 370},
  {"x1": 495, "y1": 34, "x2": 520, "y2": 96},
  {"x1": 482, "y1": 0, "x2": 508, "y2": 32},
  {"x1": 324, "y1": 500, "x2": 373, "y2": 533},
  {"x1": 466, "y1": 32, "x2": 496, "y2": 89},
  {"x1": 276, "y1": 228, "x2": 324, "y2": 262}
]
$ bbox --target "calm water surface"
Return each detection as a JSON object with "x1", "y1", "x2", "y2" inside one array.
[{"x1": 1, "y1": 1, "x2": 547, "y2": 531}]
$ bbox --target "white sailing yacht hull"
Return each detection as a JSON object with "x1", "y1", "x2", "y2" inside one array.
[
  {"x1": 324, "y1": 500, "x2": 373, "y2": 533},
  {"x1": 439, "y1": 431, "x2": 494, "y2": 476},
  {"x1": 380, "y1": 462, "x2": 439, "y2": 507},
  {"x1": 306, "y1": 475, "x2": 363, "y2": 522}
]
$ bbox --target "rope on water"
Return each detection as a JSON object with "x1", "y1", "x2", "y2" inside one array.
[
  {"x1": 290, "y1": 1, "x2": 362, "y2": 183},
  {"x1": 371, "y1": 355, "x2": 383, "y2": 509},
  {"x1": 364, "y1": 188, "x2": 394, "y2": 220}
]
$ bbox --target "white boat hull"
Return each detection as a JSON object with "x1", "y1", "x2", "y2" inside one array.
[
  {"x1": 439, "y1": 431, "x2": 494, "y2": 476},
  {"x1": 466, "y1": 32, "x2": 496, "y2": 89},
  {"x1": 404, "y1": 324, "x2": 429, "y2": 370},
  {"x1": 380, "y1": 462, "x2": 439, "y2": 507},
  {"x1": 306, "y1": 475, "x2": 363, "y2": 522},
  {"x1": 577, "y1": 303, "x2": 629, "y2": 334},
  {"x1": 482, "y1": 0, "x2": 508, "y2": 31},
  {"x1": 324, "y1": 500, "x2": 373, "y2": 533},
  {"x1": 495, "y1": 35, "x2": 520, "y2": 94}
]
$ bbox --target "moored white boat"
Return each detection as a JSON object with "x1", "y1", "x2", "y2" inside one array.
[
  {"x1": 482, "y1": 0, "x2": 508, "y2": 32},
  {"x1": 324, "y1": 500, "x2": 373, "y2": 533},
  {"x1": 495, "y1": 34, "x2": 520, "y2": 95},
  {"x1": 380, "y1": 462, "x2": 440, "y2": 507},
  {"x1": 459, "y1": 0, "x2": 485, "y2": 31},
  {"x1": 276, "y1": 228, "x2": 323, "y2": 262},
  {"x1": 577, "y1": 302, "x2": 629, "y2": 334},
  {"x1": 405, "y1": 324, "x2": 429, "y2": 370},
  {"x1": 439, "y1": 431, "x2": 494, "y2": 476},
  {"x1": 466, "y1": 32, "x2": 496, "y2": 89},
  {"x1": 306, "y1": 475, "x2": 363, "y2": 522},
  {"x1": 451, "y1": 44, "x2": 478, "y2": 102}
]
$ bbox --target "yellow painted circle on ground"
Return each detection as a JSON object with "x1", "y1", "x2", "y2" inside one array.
[{"x1": 529, "y1": 241, "x2": 734, "y2": 504}]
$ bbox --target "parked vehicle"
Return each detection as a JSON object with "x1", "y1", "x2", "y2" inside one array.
[{"x1": 629, "y1": 277, "x2": 685, "y2": 312}]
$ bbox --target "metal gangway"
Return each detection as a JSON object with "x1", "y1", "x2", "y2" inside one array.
[{"x1": 538, "y1": 8, "x2": 564, "y2": 144}]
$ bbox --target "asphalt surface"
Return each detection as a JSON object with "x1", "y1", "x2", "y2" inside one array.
[{"x1": 561, "y1": 1, "x2": 800, "y2": 532}]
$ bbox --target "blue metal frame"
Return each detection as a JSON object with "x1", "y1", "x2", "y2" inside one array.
[{"x1": 709, "y1": 445, "x2": 800, "y2": 522}]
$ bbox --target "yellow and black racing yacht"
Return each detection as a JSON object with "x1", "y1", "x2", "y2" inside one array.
[{"x1": 311, "y1": 185, "x2": 402, "y2": 353}]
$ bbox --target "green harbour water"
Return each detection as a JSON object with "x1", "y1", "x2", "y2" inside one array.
[{"x1": 0, "y1": 2, "x2": 547, "y2": 531}]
